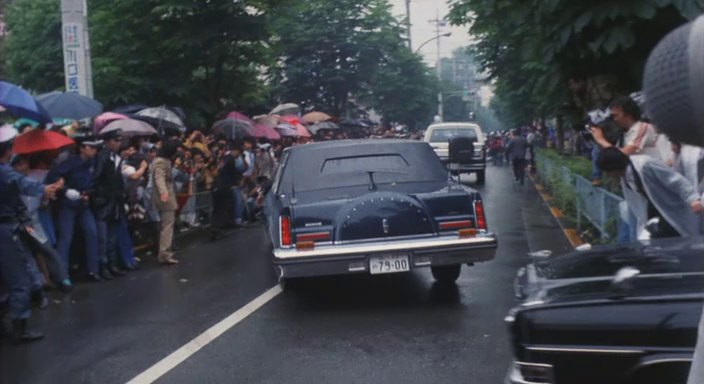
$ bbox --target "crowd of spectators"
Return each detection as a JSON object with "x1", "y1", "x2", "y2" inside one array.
[{"x1": 2, "y1": 112, "x2": 422, "y2": 341}]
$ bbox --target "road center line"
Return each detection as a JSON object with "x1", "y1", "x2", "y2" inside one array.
[{"x1": 126, "y1": 284, "x2": 284, "y2": 384}]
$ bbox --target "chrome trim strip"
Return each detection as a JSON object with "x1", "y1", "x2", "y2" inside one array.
[
  {"x1": 526, "y1": 346, "x2": 645, "y2": 354},
  {"x1": 637, "y1": 357, "x2": 693, "y2": 368},
  {"x1": 273, "y1": 234, "x2": 497, "y2": 259}
]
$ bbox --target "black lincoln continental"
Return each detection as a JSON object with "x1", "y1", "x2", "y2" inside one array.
[
  {"x1": 506, "y1": 236, "x2": 704, "y2": 384},
  {"x1": 263, "y1": 140, "x2": 498, "y2": 284}
]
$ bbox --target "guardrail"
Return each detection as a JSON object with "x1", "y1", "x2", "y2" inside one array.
[{"x1": 536, "y1": 154, "x2": 624, "y2": 241}]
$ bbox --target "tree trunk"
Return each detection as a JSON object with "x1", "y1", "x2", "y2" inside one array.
[{"x1": 556, "y1": 114, "x2": 564, "y2": 153}]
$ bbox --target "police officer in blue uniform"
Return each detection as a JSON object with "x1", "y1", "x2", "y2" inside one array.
[
  {"x1": 46, "y1": 135, "x2": 103, "y2": 282},
  {"x1": 0, "y1": 125, "x2": 62, "y2": 342}
]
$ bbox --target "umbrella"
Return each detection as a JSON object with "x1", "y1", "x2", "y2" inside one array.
[
  {"x1": 211, "y1": 118, "x2": 255, "y2": 140},
  {"x1": 275, "y1": 123, "x2": 299, "y2": 137},
  {"x1": 94, "y1": 112, "x2": 128, "y2": 132},
  {"x1": 129, "y1": 114, "x2": 184, "y2": 136},
  {"x1": 308, "y1": 121, "x2": 340, "y2": 135},
  {"x1": 253, "y1": 115, "x2": 279, "y2": 129},
  {"x1": 339, "y1": 118, "x2": 371, "y2": 128},
  {"x1": 302, "y1": 111, "x2": 332, "y2": 124},
  {"x1": 112, "y1": 104, "x2": 150, "y2": 115},
  {"x1": 13, "y1": 129, "x2": 75, "y2": 154},
  {"x1": 36, "y1": 91, "x2": 103, "y2": 120},
  {"x1": 252, "y1": 123, "x2": 281, "y2": 140},
  {"x1": 101, "y1": 119, "x2": 158, "y2": 137},
  {"x1": 270, "y1": 103, "x2": 300, "y2": 116},
  {"x1": 0, "y1": 81, "x2": 52, "y2": 124},
  {"x1": 279, "y1": 116, "x2": 311, "y2": 137},
  {"x1": 137, "y1": 107, "x2": 185, "y2": 128},
  {"x1": 13, "y1": 118, "x2": 40, "y2": 129},
  {"x1": 226, "y1": 111, "x2": 253, "y2": 122}
]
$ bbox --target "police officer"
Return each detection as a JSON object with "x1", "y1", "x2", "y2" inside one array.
[
  {"x1": 0, "y1": 125, "x2": 62, "y2": 341},
  {"x1": 93, "y1": 130, "x2": 127, "y2": 278},
  {"x1": 46, "y1": 136, "x2": 103, "y2": 282}
]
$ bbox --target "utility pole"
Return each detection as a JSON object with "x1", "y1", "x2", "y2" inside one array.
[
  {"x1": 429, "y1": 10, "x2": 447, "y2": 121},
  {"x1": 60, "y1": 0, "x2": 93, "y2": 97},
  {"x1": 405, "y1": 0, "x2": 412, "y2": 50}
]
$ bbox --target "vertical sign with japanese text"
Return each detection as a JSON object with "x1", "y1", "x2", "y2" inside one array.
[
  {"x1": 61, "y1": 0, "x2": 93, "y2": 97},
  {"x1": 62, "y1": 22, "x2": 85, "y2": 93}
]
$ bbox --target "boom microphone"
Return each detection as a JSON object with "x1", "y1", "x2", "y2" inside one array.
[{"x1": 643, "y1": 14, "x2": 704, "y2": 147}]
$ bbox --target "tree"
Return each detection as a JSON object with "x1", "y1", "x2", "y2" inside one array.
[
  {"x1": 448, "y1": 0, "x2": 702, "y2": 128},
  {"x1": 270, "y1": 0, "x2": 428, "y2": 118},
  {"x1": 90, "y1": 0, "x2": 277, "y2": 125},
  {"x1": 365, "y1": 46, "x2": 438, "y2": 129},
  {"x1": 1, "y1": 0, "x2": 279, "y2": 125},
  {"x1": 1, "y1": 0, "x2": 63, "y2": 92}
]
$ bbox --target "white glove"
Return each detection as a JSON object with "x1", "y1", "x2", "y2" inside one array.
[{"x1": 65, "y1": 189, "x2": 81, "y2": 201}]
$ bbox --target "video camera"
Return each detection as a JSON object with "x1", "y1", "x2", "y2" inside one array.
[{"x1": 580, "y1": 108, "x2": 622, "y2": 146}]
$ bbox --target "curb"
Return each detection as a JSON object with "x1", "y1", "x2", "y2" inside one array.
[{"x1": 530, "y1": 174, "x2": 585, "y2": 248}]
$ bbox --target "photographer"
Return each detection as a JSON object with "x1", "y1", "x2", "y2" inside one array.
[{"x1": 590, "y1": 96, "x2": 663, "y2": 159}]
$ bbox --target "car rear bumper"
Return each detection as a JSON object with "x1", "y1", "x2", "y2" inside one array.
[
  {"x1": 446, "y1": 162, "x2": 486, "y2": 172},
  {"x1": 273, "y1": 233, "x2": 498, "y2": 278}
]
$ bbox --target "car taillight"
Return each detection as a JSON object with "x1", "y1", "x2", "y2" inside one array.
[
  {"x1": 280, "y1": 216, "x2": 292, "y2": 247},
  {"x1": 439, "y1": 220, "x2": 473, "y2": 231},
  {"x1": 296, "y1": 232, "x2": 331, "y2": 242},
  {"x1": 474, "y1": 201, "x2": 487, "y2": 231}
]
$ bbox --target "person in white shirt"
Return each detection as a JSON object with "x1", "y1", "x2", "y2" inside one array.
[{"x1": 591, "y1": 95, "x2": 665, "y2": 160}]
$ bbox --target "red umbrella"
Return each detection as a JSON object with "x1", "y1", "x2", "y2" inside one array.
[
  {"x1": 13, "y1": 129, "x2": 75, "y2": 154},
  {"x1": 278, "y1": 117, "x2": 311, "y2": 138},
  {"x1": 226, "y1": 111, "x2": 253, "y2": 122},
  {"x1": 252, "y1": 123, "x2": 281, "y2": 140}
]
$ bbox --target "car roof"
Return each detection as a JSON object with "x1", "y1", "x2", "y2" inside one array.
[
  {"x1": 427, "y1": 122, "x2": 481, "y2": 129},
  {"x1": 282, "y1": 139, "x2": 426, "y2": 155}
]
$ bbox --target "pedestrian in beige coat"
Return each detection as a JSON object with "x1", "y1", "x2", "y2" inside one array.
[{"x1": 151, "y1": 139, "x2": 180, "y2": 265}]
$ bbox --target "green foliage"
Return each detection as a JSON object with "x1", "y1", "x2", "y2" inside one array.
[
  {"x1": 90, "y1": 0, "x2": 276, "y2": 125},
  {"x1": 270, "y1": 0, "x2": 436, "y2": 123},
  {"x1": 366, "y1": 47, "x2": 439, "y2": 129},
  {"x1": 448, "y1": 0, "x2": 701, "y2": 127},
  {"x1": 1, "y1": 0, "x2": 64, "y2": 92},
  {"x1": 1, "y1": 0, "x2": 280, "y2": 126}
]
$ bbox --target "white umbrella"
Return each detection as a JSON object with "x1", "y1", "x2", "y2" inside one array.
[
  {"x1": 101, "y1": 119, "x2": 158, "y2": 137},
  {"x1": 270, "y1": 103, "x2": 300, "y2": 116},
  {"x1": 136, "y1": 107, "x2": 185, "y2": 128},
  {"x1": 308, "y1": 121, "x2": 340, "y2": 135}
]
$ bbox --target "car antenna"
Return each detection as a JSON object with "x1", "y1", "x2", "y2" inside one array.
[{"x1": 367, "y1": 171, "x2": 378, "y2": 191}]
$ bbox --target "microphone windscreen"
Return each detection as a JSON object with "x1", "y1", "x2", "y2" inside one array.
[{"x1": 643, "y1": 15, "x2": 704, "y2": 147}]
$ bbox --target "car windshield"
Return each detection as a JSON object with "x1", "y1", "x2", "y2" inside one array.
[{"x1": 429, "y1": 128, "x2": 478, "y2": 143}]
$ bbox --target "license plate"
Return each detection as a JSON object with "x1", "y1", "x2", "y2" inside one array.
[{"x1": 369, "y1": 254, "x2": 411, "y2": 275}]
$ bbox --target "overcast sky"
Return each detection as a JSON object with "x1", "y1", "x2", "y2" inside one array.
[{"x1": 389, "y1": 0, "x2": 471, "y2": 64}]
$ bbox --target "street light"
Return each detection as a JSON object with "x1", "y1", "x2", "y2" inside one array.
[{"x1": 413, "y1": 32, "x2": 451, "y2": 55}]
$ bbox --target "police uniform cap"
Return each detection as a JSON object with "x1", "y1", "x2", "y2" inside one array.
[{"x1": 101, "y1": 129, "x2": 123, "y2": 141}]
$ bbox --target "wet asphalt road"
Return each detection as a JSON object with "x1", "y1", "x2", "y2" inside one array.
[{"x1": 0, "y1": 165, "x2": 572, "y2": 384}]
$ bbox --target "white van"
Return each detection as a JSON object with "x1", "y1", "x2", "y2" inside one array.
[{"x1": 423, "y1": 123, "x2": 486, "y2": 184}]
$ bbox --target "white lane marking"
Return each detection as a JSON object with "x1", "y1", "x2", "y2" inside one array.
[{"x1": 126, "y1": 284, "x2": 284, "y2": 384}]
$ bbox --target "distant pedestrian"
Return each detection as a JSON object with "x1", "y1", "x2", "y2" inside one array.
[{"x1": 506, "y1": 129, "x2": 529, "y2": 185}]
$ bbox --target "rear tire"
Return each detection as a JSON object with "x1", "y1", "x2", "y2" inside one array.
[
  {"x1": 476, "y1": 170, "x2": 486, "y2": 185},
  {"x1": 431, "y1": 265, "x2": 462, "y2": 284}
]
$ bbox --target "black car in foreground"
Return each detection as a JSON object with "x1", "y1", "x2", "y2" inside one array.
[
  {"x1": 263, "y1": 140, "x2": 497, "y2": 284},
  {"x1": 506, "y1": 236, "x2": 704, "y2": 384}
]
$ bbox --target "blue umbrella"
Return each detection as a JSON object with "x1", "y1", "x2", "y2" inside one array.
[
  {"x1": 36, "y1": 91, "x2": 103, "y2": 120},
  {"x1": 0, "y1": 81, "x2": 52, "y2": 124}
]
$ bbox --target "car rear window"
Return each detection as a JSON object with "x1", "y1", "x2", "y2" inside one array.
[
  {"x1": 321, "y1": 154, "x2": 409, "y2": 174},
  {"x1": 429, "y1": 128, "x2": 478, "y2": 143}
]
